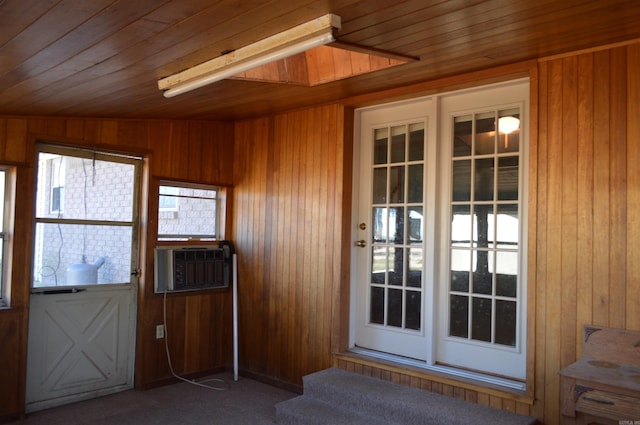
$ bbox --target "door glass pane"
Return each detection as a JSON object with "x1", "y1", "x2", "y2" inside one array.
[
  {"x1": 370, "y1": 286, "x2": 385, "y2": 324},
  {"x1": 449, "y1": 295, "x2": 468, "y2": 338},
  {"x1": 473, "y1": 204, "x2": 493, "y2": 248},
  {"x1": 408, "y1": 123, "x2": 424, "y2": 161},
  {"x1": 389, "y1": 166, "x2": 404, "y2": 203},
  {"x1": 390, "y1": 126, "x2": 406, "y2": 163},
  {"x1": 370, "y1": 246, "x2": 386, "y2": 284},
  {"x1": 474, "y1": 158, "x2": 494, "y2": 201},
  {"x1": 407, "y1": 207, "x2": 423, "y2": 243},
  {"x1": 496, "y1": 251, "x2": 518, "y2": 297},
  {"x1": 474, "y1": 112, "x2": 495, "y2": 155},
  {"x1": 388, "y1": 247, "x2": 404, "y2": 286},
  {"x1": 372, "y1": 207, "x2": 387, "y2": 243},
  {"x1": 497, "y1": 156, "x2": 519, "y2": 200},
  {"x1": 36, "y1": 155, "x2": 135, "y2": 221},
  {"x1": 473, "y1": 251, "x2": 493, "y2": 295},
  {"x1": 374, "y1": 128, "x2": 388, "y2": 164},
  {"x1": 471, "y1": 297, "x2": 492, "y2": 342},
  {"x1": 387, "y1": 288, "x2": 403, "y2": 327},
  {"x1": 406, "y1": 290, "x2": 421, "y2": 330},
  {"x1": 451, "y1": 205, "x2": 471, "y2": 247},
  {"x1": 33, "y1": 223, "x2": 132, "y2": 287},
  {"x1": 372, "y1": 168, "x2": 387, "y2": 204},
  {"x1": 495, "y1": 300, "x2": 517, "y2": 346},
  {"x1": 452, "y1": 159, "x2": 471, "y2": 201},
  {"x1": 389, "y1": 207, "x2": 404, "y2": 244},
  {"x1": 407, "y1": 164, "x2": 423, "y2": 203},
  {"x1": 406, "y1": 247, "x2": 422, "y2": 288},
  {"x1": 453, "y1": 115, "x2": 472, "y2": 157},
  {"x1": 496, "y1": 204, "x2": 519, "y2": 247},
  {"x1": 450, "y1": 249, "x2": 470, "y2": 292}
]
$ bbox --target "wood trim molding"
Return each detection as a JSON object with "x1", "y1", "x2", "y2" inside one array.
[{"x1": 333, "y1": 352, "x2": 535, "y2": 406}]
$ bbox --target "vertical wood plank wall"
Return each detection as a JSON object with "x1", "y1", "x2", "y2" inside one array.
[
  {"x1": 232, "y1": 104, "x2": 350, "y2": 386},
  {"x1": 532, "y1": 43, "x2": 640, "y2": 424},
  {"x1": 333, "y1": 44, "x2": 640, "y2": 425},
  {"x1": 0, "y1": 117, "x2": 234, "y2": 420}
]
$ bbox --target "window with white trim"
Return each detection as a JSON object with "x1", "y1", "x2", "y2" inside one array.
[
  {"x1": 157, "y1": 181, "x2": 225, "y2": 241},
  {"x1": 0, "y1": 168, "x2": 14, "y2": 306}
]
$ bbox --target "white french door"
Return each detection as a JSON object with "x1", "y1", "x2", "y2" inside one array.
[
  {"x1": 352, "y1": 80, "x2": 529, "y2": 381},
  {"x1": 26, "y1": 144, "x2": 141, "y2": 412},
  {"x1": 354, "y1": 98, "x2": 436, "y2": 361}
]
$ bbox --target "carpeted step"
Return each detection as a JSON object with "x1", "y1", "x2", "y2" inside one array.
[
  {"x1": 275, "y1": 395, "x2": 391, "y2": 425},
  {"x1": 296, "y1": 368, "x2": 537, "y2": 425}
]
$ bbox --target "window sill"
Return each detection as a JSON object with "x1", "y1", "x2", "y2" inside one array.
[{"x1": 333, "y1": 350, "x2": 534, "y2": 405}]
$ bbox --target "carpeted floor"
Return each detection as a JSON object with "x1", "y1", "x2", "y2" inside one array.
[{"x1": 9, "y1": 372, "x2": 298, "y2": 425}]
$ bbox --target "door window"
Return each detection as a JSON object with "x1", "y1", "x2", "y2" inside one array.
[
  {"x1": 369, "y1": 123, "x2": 425, "y2": 331},
  {"x1": 33, "y1": 145, "x2": 141, "y2": 288}
]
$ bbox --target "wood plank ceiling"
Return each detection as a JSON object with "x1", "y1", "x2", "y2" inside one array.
[{"x1": 0, "y1": 0, "x2": 639, "y2": 121}]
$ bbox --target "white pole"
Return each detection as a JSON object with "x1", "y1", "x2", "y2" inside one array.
[{"x1": 233, "y1": 253, "x2": 238, "y2": 381}]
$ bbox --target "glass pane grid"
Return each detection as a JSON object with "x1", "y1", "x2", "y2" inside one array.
[
  {"x1": 449, "y1": 109, "x2": 520, "y2": 348},
  {"x1": 369, "y1": 122, "x2": 425, "y2": 331}
]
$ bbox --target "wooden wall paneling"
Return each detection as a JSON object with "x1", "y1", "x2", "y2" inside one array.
[
  {"x1": 167, "y1": 295, "x2": 187, "y2": 374},
  {"x1": 543, "y1": 57, "x2": 564, "y2": 425},
  {"x1": 607, "y1": 47, "x2": 627, "y2": 329},
  {"x1": 308, "y1": 106, "x2": 324, "y2": 375},
  {"x1": 80, "y1": 119, "x2": 101, "y2": 142},
  {"x1": 181, "y1": 294, "x2": 228, "y2": 375},
  {"x1": 627, "y1": 44, "x2": 640, "y2": 330},
  {"x1": 64, "y1": 118, "x2": 85, "y2": 139},
  {"x1": 285, "y1": 113, "x2": 302, "y2": 383},
  {"x1": 148, "y1": 120, "x2": 173, "y2": 177},
  {"x1": 108, "y1": 120, "x2": 148, "y2": 153},
  {"x1": 592, "y1": 49, "x2": 611, "y2": 327},
  {"x1": 265, "y1": 113, "x2": 284, "y2": 380},
  {"x1": 155, "y1": 121, "x2": 189, "y2": 178},
  {"x1": 560, "y1": 55, "x2": 578, "y2": 372},
  {"x1": 276, "y1": 113, "x2": 293, "y2": 382},
  {"x1": 99, "y1": 120, "x2": 119, "y2": 145},
  {"x1": 0, "y1": 120, "x2": 6, "y2": 159},
  {"x1": 525, "y1": 63, "x2": 539, "y2": 402},
  {"x1": 0, "y1": 312, "x2": 23, "y2": 421},
  {"x1": 234, "y1": 118, "x2": 269, "y2": 375},
  {"x1": 575, "y1": 52, "x2": 594, "y2": 357},
  {"x1": 233, "y1": 105, "x2": 347, "y2": 387},
  {"x1": 5, "y1": 119, "x2": 27, "y2": 163},
  {"x1": 200, "y1": 121, "x2": 234, "y2": 186}
]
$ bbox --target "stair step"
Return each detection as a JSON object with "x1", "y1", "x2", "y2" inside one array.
[
  {"x1": 276, "y1": 395, "x2": 391, "y2": 425},
  {"x1": 298, "y1": 368, "x2": 537, "y2": 425}
]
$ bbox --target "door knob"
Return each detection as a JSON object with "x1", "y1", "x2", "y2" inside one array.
[{"x1": 355, "y1": 240, "x2": 366, "y2": 248}]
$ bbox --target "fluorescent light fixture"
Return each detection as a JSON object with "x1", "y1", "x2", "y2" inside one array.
[{"x1": 159, "y1": 14, "x2": 341, "y2": 98}]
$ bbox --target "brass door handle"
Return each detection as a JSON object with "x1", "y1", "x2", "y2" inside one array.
[{"x1": 355, "y1": 240, "x2": 366, "y2": 248}]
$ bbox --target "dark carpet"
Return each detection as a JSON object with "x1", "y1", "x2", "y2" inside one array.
[{"x1": 10, "y1": 372, "x2": 298, "y2": 425}]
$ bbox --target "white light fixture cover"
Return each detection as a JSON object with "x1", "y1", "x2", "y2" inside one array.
[
  {"x1": 498, "y1": 116, "x2": 520, "y2": 134},
  {"x1": 159, "y1": 14, "x2": 341, "y2": 98}
]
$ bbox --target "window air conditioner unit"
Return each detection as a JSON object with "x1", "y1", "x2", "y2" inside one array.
[{"x1": 154, "y1": 241, "x2": 234, "y2": 293}]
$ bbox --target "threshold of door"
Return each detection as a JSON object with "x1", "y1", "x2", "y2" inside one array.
[{"x1": 347, "y1": 347, "x2": 526, "y2": 393}]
